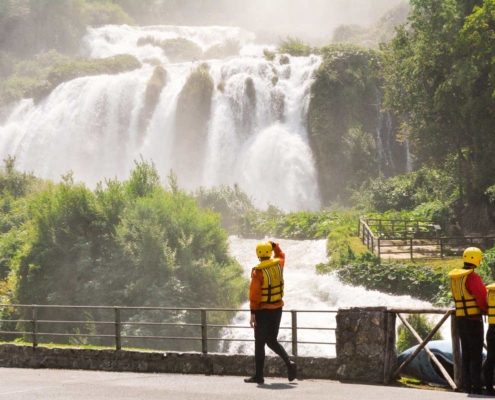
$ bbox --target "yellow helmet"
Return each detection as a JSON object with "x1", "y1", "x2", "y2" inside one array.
[
  {"x1": 463, "y1": 247, "x2": 483, "y2": 267},
  {"x1": 256, "y1": 242, "x2": 273, "y2": 258}
]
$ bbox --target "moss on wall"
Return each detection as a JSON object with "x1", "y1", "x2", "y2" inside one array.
[
  {"x1": 175, "y1": 63, "x2": 214, "y2": 181},
  {"x1": 0, "y1": 54, "x2": 141, "y2": 106},
  {"x1": 137, "y1": 65, "x2": 168, "y2": 142}
]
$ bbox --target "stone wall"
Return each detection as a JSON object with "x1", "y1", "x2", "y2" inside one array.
[
  {"x1": 335, "y1": 307, "x2": 397, "y2": 383},
  {"x1": 0, "y1": 344, "x2": 339, "y2": 380}
]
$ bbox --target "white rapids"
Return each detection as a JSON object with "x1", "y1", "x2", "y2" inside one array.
[{"x1": 223, "y1": 237, "x2": 433, "y2": 357}]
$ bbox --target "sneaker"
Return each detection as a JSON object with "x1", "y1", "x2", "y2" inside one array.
[
  {"x1": 288, "y1": 361, "x2": 297, "y2": 382},
  {"x1": 244, "y1": 376, "x2": 264, "y2": 384}
]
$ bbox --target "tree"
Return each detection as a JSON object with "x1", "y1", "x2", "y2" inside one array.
[{"x1": 383, "y1": 0, "x2": 495, "y2": 202}]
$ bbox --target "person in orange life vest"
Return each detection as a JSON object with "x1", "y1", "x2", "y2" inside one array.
[
  {"x1": 449, "y1": 247, "x2": 488, "y2": 395},
  {"x1": 244, "y1": 241, "x2": 297, "y2": 384}
]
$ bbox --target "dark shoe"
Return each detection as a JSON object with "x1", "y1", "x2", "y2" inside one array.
[
  {"x1": 244, "y1": 376, "x2": 264, "y2": 384},
  {"x1": 288, "y1": 361, "x2": 297, "y2": 381}
]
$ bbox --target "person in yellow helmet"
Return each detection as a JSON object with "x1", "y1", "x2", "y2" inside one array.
[
  {"x1": 244, "y1": 241, "x2": 296, "y2": 384},
  {"x1": 448, "y1": 247, "x2": 487, "y2": 395},
  {"x1": 485, "y1": 282, "x2": 495, "y2": 396}
]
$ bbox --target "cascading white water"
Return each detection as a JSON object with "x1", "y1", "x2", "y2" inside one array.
[
  {"x1": 224, "y1": 237, "x2": 433, "y2": 357},
  {"x1": 0, "y1": 25, "x2": 319, "y2": 211}
]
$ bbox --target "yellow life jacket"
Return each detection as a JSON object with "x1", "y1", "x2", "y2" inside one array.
[
  {"x1": 254, "y1": 258, "x2": 284, "y2": 304},
  {"x1": 487, "y1": 283, "x2": 495, "y2": 324},
  {"x1": 448, "y1": 268, "x2": 481, "y2": 317}
]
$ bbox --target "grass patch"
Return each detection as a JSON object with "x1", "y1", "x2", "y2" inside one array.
[{"x1": 0, "y1": 340, "x2": 157, "y2": 352}]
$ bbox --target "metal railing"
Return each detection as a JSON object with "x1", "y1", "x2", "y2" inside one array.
[
  {"x1": 358, "y1": 219, "x2": 440, "y2": 239},
  {"x1": 359, "y1": 219, "x2": 495, "y2": 259},
  {"x1": 0, "y1": 304, "x2": 337, "y2": 356}
]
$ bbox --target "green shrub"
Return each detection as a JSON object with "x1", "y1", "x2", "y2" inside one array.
[
  {"x1": 397, "y1": 314, "x2": 443, "y2": 354},
  {"x1": 278, "y1": 36, "x2": 318, "y2": 57},
  {"x1": 195, "y1": 185, "x2": 255, "y2": 234},
  {"x1": 354, "y1": 167, "x2": 457, "y2": 213},
  {"x1": 335, "y1": 259, "x2": 449, "y2": 304}
]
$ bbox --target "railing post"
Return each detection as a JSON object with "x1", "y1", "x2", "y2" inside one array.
[
  {"x1": 32, "y1": 305, "x2": 37, "y2": 348},
  {"x1": 377, "y1": 238, "x2": 381, "y2": 258},
  {"x1": 201, "y1": 309, "x2": 208, "y2": 354},
  {"x1": 114, "y1": 307, "x2": 121, "y2": 351},
  {"x1": 451, "y1": 313, "x2": 462, "y2": 388},
  {"x1": 410, "y1": 238, "x2": 413, "y2": 260},
  {"x1": 371, "y1": 235, "x2": 374, "y2": 254},
  {"x1": 440, "y1": 238, "x2": 444, "y2": 258},
  {"x1": 291, "y1": 310, "x2": 298, "y2": 357}
]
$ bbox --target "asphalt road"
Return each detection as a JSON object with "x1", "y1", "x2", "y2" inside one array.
[{"x1": 0, "y1": 368, "x2": 477, "y2": 400}]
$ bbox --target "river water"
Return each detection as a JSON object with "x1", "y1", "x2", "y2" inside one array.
[{"x1": 225, "y1": 237, "x2": 432, "y2": 357}]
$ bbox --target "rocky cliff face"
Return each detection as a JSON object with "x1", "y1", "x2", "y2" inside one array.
[{"x1": 308, "y1": 45, "x2": 407, "y2": 205}]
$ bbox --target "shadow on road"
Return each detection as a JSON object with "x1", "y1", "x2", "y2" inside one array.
[{"x1": 258, "y1": 383, "x2": 298, "y2": 390}]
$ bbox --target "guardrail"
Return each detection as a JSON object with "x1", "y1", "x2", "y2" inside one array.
[
  {"x1": 0, "y1": 304, "x2": 337, "y2": 357},
  {"x1": 359, "y1": 219, "x2": 495, "y2": 259},
  {"x1": 358, "y1": 218, "x2": 441, "y2": 239}
]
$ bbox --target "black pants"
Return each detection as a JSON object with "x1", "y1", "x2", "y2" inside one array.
[
  {"x1": 253, "y1": 308, "x2": 290, "y2": 378},
  {"x1": 458, "y1": 318, "x2": 484, "y2": 392},
  {"x1": 484, "y1": 325, "x2": 495, "y2": 391}
]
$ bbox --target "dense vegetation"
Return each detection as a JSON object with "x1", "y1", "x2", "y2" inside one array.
[
  {"x1": 0, "y1": 158, "x2": 247, "y2": 350},
  {"x1": 383, "y1": 0, "x2": 495, "y2": 205},
  {"x1": 308, "y1": 44, "x2": 408, "y2": 205}
]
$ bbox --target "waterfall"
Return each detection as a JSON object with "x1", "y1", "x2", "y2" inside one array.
[
  {"x1": 0, "y1": 25, "x2": 319, "y2": 211},
  {"x1": 223, "y1": 237, "x2": 432, "y2": 357},
  {"x1": 375, "y1": 87, "x2": 397, "y2": 175}
]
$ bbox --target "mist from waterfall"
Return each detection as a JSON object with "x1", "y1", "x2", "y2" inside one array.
[{"x1": 0, "y1": 25, "x2": 320, "y2": 211}]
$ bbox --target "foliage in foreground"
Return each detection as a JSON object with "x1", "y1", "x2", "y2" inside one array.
[
  {"x1": 0, "y1": 158, "x2": 247, "y2": 350},
  {"x1": 397, "y1": 314, "x2": 443, "y2": 354}
]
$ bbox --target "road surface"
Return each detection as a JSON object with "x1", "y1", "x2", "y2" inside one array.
[{"x1": 0, "y1": 368, "x2": 473, "y2": 399}]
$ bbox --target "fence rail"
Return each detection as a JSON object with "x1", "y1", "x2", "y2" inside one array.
[
  {"x1": 358, "y1": 218, "x2": 440, "y2": 239},
  {"x1": 359, "y1": 219, "x2": 495, "y2": 259},
  {"x1": 0, "y1": 304, "x2": 337, "y2": 357}
]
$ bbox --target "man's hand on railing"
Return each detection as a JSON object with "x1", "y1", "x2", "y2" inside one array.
[{"x1": 249, "y1": 314, "x2": 256, "y2": 328}]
